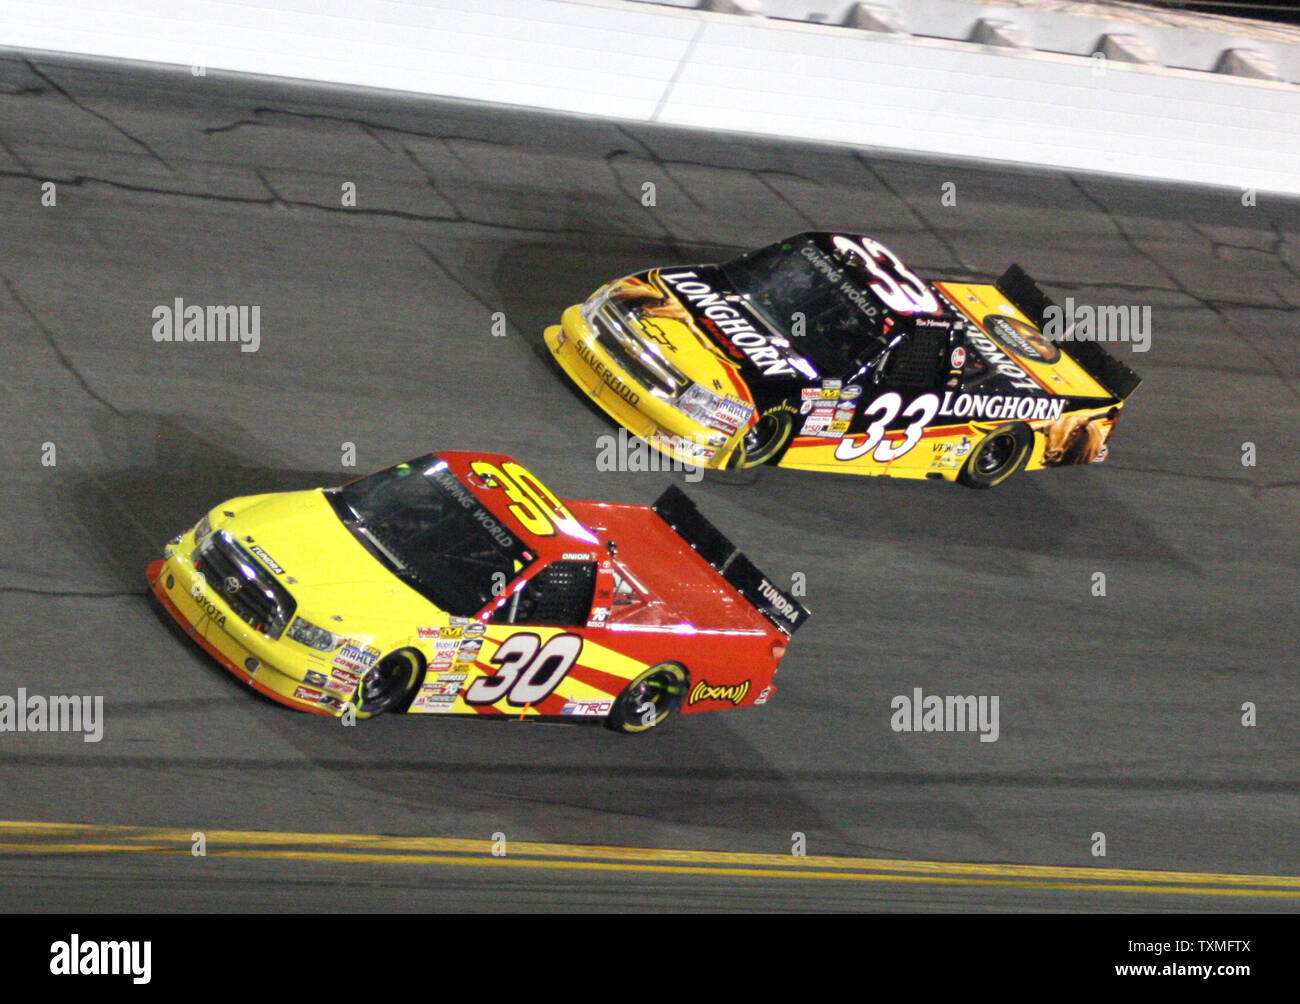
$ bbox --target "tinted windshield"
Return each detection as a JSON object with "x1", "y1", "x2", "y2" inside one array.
[
  {"x1": 721, "y1": 236, "x2": 887, "y2": 375},
  {"x1": 332, "y1": 454, "x2": 533, "y2": 616}
]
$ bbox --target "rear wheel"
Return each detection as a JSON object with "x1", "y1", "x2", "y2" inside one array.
[
  {"x1": 354, "y1": 648, "x2": 423, "y2": 717},
  {"x1": 605, "y1": 663, "x2": 689, "y2": 734},
  {"x1": 958, "y1": 423, "x2": 1033, "y2": 489},
  {"x1": 727, "y1": 409, "x2": 794, "y2": 470}
]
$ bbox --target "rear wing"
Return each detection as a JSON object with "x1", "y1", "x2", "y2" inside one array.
[
  {"x1": 652, "y1": 486, "x2": 810, "y2": 636},
  {"x1": 996, "y1": 264, "x2": 1143, "y2": 400}
]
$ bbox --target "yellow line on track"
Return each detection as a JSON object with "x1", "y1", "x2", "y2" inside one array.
[{"x1": 1, "y1": 821, "x2": 1297, "y2": 898}]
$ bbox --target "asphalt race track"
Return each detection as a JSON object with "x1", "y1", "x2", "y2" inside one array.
[{"x1": 0, "y1": 52, "x2": 1297, "y2": 912}]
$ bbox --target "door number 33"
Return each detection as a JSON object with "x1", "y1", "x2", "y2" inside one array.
[{"x1": 834, "y1": 392, "x2": 940, "y2": 463}]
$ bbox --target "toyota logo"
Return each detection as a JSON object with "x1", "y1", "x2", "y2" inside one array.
[{"x1": 224, "y1": 576, "x2": 241, "y2": 593}]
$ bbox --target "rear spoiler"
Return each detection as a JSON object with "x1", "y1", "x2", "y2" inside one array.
[
  {"x1": 652, "y1": 485, "x2": 810, "y2": 636},
  {"x1": 995, "y1": 264, "x2": 1143, "y2": 400}
]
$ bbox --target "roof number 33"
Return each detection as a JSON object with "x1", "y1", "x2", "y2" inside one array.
[
  {"x1": 831, "y1": 235, "x2": 939, "y2": 315},
  {"x1": 835, "y1": 392, "x2": 940, "y2": 463}
]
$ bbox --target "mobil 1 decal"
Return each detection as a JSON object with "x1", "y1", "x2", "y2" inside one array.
[{"x1": 834, "y1": 390, "x2": 1065, "y2": 463}]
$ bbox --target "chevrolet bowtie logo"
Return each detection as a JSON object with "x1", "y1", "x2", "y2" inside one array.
[{"x1": 640, "y1": 319, "x2": 675, "y2": 347}]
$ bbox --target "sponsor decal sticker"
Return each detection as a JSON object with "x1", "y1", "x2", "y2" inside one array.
[
  {"x1": 249, "y1": 544, "x2": 283, "y2": 575},
  {"x1": 938, "y1": 391, "x2": 1064, "y2": 423},
  {"x1": 658, "y1": 271, "x2": 815, "y2": 379},
  {"x1": 688, "y1": 679, "x2": 751, "y2": 706},
  {"x1": 412, "y1": 693, "x2": 457, "y2": 712},
  {"x1": 192, "y1": 591, "x2": 226, "y2": 628},
  {"x1": 982, "y1": 314, "x2": 1060, "y2": 364},
  {"x1": 964, "y1": 327, "x2": 1041, "y2": 391},
  {"x1": 333, "y1": 642, "x2": 380, "y2": 675},
  {"x1": 325, "y1": 667, "x2": 360, "y2": 697},
  {"x1": 561, "y1": 699, "x2": 613, "y2": 716},
  {"x1": 575, "y1": 337, "x2": 641, "y2": 406}
]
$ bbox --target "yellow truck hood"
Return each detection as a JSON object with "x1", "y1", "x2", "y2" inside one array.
[{"x1": 209, "y1": 489, "x2": 439, "y2": 630}]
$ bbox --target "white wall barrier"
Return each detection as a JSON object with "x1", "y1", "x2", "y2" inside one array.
[{"x1": 1, "y1": 0, "x2": 1297, "y2": 193}]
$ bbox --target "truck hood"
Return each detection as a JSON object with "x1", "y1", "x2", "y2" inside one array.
[
  {"x1": 209, "y1": 488, "x2": 437, "y2": 630},
  {"x1": 606, "y1": 267, "x2": 819, "y2": 392}
]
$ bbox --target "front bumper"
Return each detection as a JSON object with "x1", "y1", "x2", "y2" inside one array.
[
  {"x1": 147, "y1": 535, "x2": 344, "y2": 717},
  {"x1": 544, "y1": 304, "x2": 744, "y2": 469}
]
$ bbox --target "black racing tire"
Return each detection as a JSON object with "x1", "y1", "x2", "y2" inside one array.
[
  {"x1": 727, "y1": 408, "x2": 795, "y2": 470},
  {"x1": 354, "y1": 647, "x2": 423, "y2": 717},
  {"x1": 605, "y1": 662, "x2": 689, "y2": 735},
  {"x1": 957, "y1": 423, "x2": 1034, "y2": 489}
]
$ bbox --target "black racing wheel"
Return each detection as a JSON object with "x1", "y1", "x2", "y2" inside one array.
[
  {"x1": 605, "y1": 662, "x2": 689, "y2": 734},
  {"x1": 727, "y1": 409, "x2": 794, "y2": 470},
  {"x1": 958, "y1": 423, "x2": 1034, "y2": 489},
  {"x1": 354, "y1": 648, "x2": 423, "y2": 717}
]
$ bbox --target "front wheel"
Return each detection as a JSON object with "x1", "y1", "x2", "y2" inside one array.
[
  {"x1": 958, "y1": 423, "x2": 1033, "y2": 489},
  {"x1": 354, "y1": 648, "x2": 423, "y2": 717},
  {"x1": 605, "y1": 663, "x2": 689, "y2": 734},
  {"x1": 726, "y1": 409, "x2": 794, "y2": 470}
]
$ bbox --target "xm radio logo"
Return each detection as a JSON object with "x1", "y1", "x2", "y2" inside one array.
[
  {"x1": 689, "y1": 679, "x2": 750, "y2": 706},
  {"x1": 1041, "y1": 298, "x2": 1151, "y2": 353},
  {"x1": 50, "y1": 935, "x2": 151, "y2": 983}
]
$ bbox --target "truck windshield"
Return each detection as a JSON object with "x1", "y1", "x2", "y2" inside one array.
[
  {"x1": 721, "y1": 236, "x2": 889, "y2": 375},
  {"x1": 331, "y1": 454, "x2": 533, "y2": 616}
]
